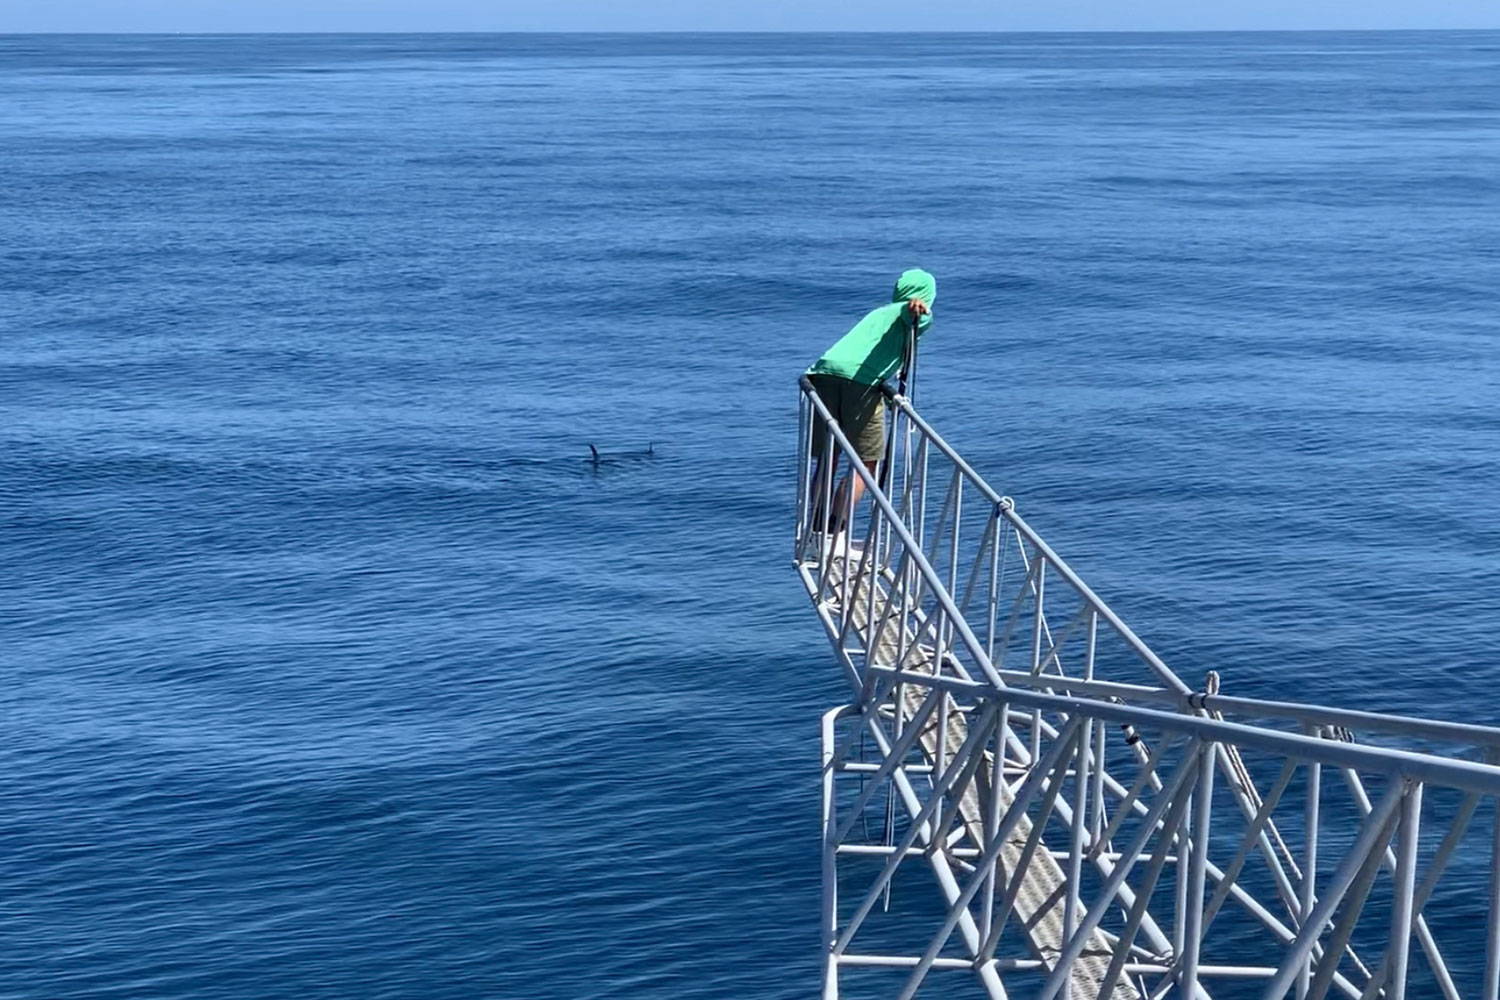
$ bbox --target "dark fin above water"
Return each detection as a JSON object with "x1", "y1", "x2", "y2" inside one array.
[{"x1": 588, "y1": 442, "x2": 655, "y2": 466}]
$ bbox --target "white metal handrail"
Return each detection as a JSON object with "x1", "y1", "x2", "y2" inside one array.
[{"x1": 795, "y1": 376, "x2": 1500, "y2": 1000}]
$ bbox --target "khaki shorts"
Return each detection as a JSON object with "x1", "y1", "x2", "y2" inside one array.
[{"x1": 808, "y1": 374, "x2": 887, "y2": 463}]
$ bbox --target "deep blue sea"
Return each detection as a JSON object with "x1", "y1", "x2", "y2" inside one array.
[{"x1": 2, "y1": 31, "x2": 1499, "y2": 1000}]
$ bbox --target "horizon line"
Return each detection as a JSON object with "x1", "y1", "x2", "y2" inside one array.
[{"x1": 4, "y1": 26, "x2": 1500, "y2": 36}]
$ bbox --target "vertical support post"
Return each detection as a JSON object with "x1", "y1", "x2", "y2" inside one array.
[
  {"x1": 933, "y1": 602, "x2": 949, "y2": 686},
  {"x1": 863, "y1": 512, "x2": 880, "y2": 677},
  {"x1": 828, "y1": 423, "x2": 838, "y2": 568},
  {"x1": 899, "y1": 406, "x2": 914, "y2": 525},
  {"x1": 1485, "y1": 799, "x2": 1500, "y2": 1000},
  {"x1": 1029, "y1": 556, "x2": 1045, "y2": 764},
  {"x1": 1073, "y1": 604, "x2": 1099, "y2": 994},
  {"x1": 986, "y1": 508, "x2": 1001, "y2": 663},
  {"x1": 936, "y1": 672, "x2": 949, "y2": 776},
  {"x1": 998, "y1": 701, "x2": 1013, "y2": 770},
  {"x1": 878, "y1": 387, "x2": 899, "y2": 569},
  {"x1": 875, "y1": 413, "x2": 893, "y2": 573},
  {"x1": 981, "y1": 704, "x2": 1006, "y2": 945},
  {"x1": 796, "y1": 388, "x2": 810, "y2": 554},
  {"x1": 821, "y1": 708, "x2": 844, "y2": 1000},
  {"x1": 1298, "y1": 748, "x2": 1322, "y2": 1000},
  {"x1": 1175, "y1": 803, "x2": 1189, "y2": 959},
  {"x1": 839, "y1": 458, "x2": 855, "y2": 608},
  {"x1": 947, "y1": 475, "x2": 962, "y2": 652},
  {"x1": 893, "y1": 534, "x2": 913, "y2": 676},
  {"x1": 1090, "y1": 713, "x2": 1107, "y2": 847},
  {"x1": 911, "y1": 434, "x2": 929, "y2": 574},
  {"x1": 1082, "y1": 609, "x2": 1096, "y2": 683},
  {"x1": 815, "y1": 421, "x2": 837, "y2": 592},
  {"x1": 1387, "y1": 782, "x2": 1421, "y2": 1000},
  {"x1": 1062, "y1": 715, "x2": 1091, "y2": 1000},
  {"x1": 1029, "y1": 552, "x2": 1046, "y2": 675},
  {"x1": 1180, "y1": 739, "x2": 1215, "y2": 997},
  {"x1": 886, "y1": 542, "x2": 909, "y2": 912}
]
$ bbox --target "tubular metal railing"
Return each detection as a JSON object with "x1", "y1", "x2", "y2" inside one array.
[{"x1": 795, "y1": 375, "x2": 1500, "y2": 1000}]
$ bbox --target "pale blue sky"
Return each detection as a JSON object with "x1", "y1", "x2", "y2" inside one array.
[{"x1": 4, "y1": 0, "x2": 1498, "y2": 33}]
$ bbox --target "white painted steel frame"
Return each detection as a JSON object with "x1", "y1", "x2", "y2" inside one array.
[{"x1": 797, "y1": 376, "x2": 1500, "y2": 1000}]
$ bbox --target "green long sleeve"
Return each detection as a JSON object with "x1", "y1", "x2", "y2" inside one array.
[{"x1": 807, "y1": 269, "x2": 936, "y2": 386}]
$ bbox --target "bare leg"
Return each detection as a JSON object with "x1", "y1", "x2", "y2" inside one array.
[
  {"x1": 829, "y1": 460, "x2": 880, "y2": 535},
  {"x1": 811, "y1": 453, "x2": 836, "y2": 533}
]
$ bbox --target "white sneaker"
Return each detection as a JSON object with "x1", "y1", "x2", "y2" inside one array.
[{"x1": 829, "y1": 533, "x2": 865, "y2": 557}]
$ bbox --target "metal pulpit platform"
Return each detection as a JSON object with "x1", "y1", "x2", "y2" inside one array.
[{"x1": 795, "y1": 375, "x2": 1500, "y2": 1000}]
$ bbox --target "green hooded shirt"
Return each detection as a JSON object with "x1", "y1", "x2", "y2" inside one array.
[{"x1": 807, "y1": 269, "x2": 937, "y2": 386}]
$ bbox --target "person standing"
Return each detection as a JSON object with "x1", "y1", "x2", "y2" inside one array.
[{"x1": 805, "y1": 268, "x2": 936, "y2": 535}]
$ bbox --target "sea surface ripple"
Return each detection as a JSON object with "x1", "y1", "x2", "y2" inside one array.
[{"x1": 2, "y1": 31, "x2": 1498, "y2": 999}]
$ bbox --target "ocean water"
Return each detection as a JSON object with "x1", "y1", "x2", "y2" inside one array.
[{"x1": 2, "y1": 31, "x2": 1498, "y2": 999}]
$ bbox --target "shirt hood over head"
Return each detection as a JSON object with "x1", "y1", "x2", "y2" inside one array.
[{"x1": 806, "y1": 268, "x2": 937, "y2": 386}]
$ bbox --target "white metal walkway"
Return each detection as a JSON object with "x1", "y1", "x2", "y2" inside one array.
[{"x1": 795, "y1": 374, "x2": 1500, "y2": 1000}]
